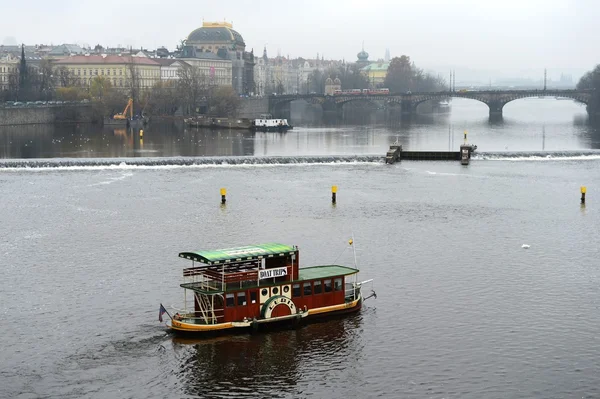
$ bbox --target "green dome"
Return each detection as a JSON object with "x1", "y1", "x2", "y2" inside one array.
[
  {"x1": 187, "y1": 26, "x2": 245, "y2": 47},
  {"x1": 357, "y1": 50, "x2": 369, "y2": 61}
]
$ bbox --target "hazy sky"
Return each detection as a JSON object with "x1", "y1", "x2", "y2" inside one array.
[{"x1": 2, "y1": 0, "x2": 598, "y2": 77}]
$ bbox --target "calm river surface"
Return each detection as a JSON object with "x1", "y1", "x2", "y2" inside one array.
[{"x1": 1, "y1": 99, "x2": 600, "y2": 398}]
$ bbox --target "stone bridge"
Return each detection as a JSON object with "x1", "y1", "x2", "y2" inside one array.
[{"x1": 268, "y1": 90, "x2": 593, "y2": 119}]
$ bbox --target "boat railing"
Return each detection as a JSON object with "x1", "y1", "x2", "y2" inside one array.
[
  {"x1": 344, "y1": 282, "x2": 360, "y2": 302},
  {"x1": 171, "y1": 303, "x2": 225, "y2": 325},
  {"x1": 181, "y1": 280, "x2": 225, "y2": 293}
]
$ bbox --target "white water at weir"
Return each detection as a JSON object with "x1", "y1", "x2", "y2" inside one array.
[{"x1": 1, "y1": 151, "x2": 600, "y2": 170}]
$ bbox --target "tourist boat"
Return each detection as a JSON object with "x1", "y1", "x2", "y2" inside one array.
[
  {"x1": 251, "y1": 114, "x2": 293, "y2": 132},
  {"x1": 160, "y1": 241, "x2": 375, "y2": 335}
]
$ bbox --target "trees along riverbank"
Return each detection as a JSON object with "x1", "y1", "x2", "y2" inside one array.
[{"x1": 577, "y1": 65, "x2": 600, "y2": 121}]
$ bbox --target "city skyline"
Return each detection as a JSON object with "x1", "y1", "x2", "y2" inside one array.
[{"x1": 3, "y1": 0, "x2": 598, "y2": 69}]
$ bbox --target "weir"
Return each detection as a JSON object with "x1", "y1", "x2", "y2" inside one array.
[{"x1": 385, "y1": 143, "x2": 477, "y2": 164}]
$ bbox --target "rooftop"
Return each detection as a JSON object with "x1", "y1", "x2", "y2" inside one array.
[
  {"x1": 153, "y1": 58, "x2": 189, "y2": 67},
  {"x1": 179, "y1": 243, "x2": 297, "y2": 265},
  {"x1": 299, "y1": 265, "x2": 359, "y2": 281},
  {"x1": 53, "y1": 55, "x2": 161, "y2": 66},
  {"x1": 362, "y1": 62, "x2": 390, "y2": 72},
  {"x1": 187, "y1": 23, "x2": 245, "y2": 47},
  {"x1": 48, "y1": 44, "x2": 84, "y2": 56}
]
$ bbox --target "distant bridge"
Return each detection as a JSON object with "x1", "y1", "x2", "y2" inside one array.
[{"x1": 268, "y1": 90, "x2": 593, "y2": 119}]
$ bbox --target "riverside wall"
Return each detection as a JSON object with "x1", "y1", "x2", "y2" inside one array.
[
  {"x1": 237, "y1": 98, "x2": 269, "y2": 118},
  {"x1": 0, "y1": 105, "x2": 94, "y2": 126}
]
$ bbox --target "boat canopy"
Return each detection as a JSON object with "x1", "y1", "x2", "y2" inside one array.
[
  {"x1": 298, "y1": 265, "x2": 359, "y2": 280},
  {"x1": 179, "y1": 243, "x2": 296, "y2": 265}
]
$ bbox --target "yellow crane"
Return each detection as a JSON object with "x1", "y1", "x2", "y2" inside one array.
[{"x1": 113, "y1": 98, "x2": 133, "y2": 120}]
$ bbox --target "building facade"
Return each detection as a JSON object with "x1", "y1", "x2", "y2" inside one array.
[
  {"x1": 183, "y1": 21, "x2": 254, "y2": 94},
  {"x1": 362, "y1": 61, "x2": 389, "y2": 88},
  {"x1": 0, "y1": 53, "x2": 18, "y2": 91},
  {"x1": 324, "y1": 77, "x2": 341, "y2": 95},
  {"x1": 155, "y1": 59, "x2": 189, "y2": 82},
  {"x1": 178, "y1": 50, "x2": 233, "y2": 87},
  {"x1": 52, "y1": 55, "x2": 161, "y2": 89}
]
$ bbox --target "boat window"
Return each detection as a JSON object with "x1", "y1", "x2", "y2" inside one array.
[
  {"x1": 226, "y1": 293, "x2": 235, "y2": 307},
  {"x1": 237, "y1": 292, "x2": 247, "y2": 306},
  {"x1": 303, "y1": 282, "x2": 312, "y2": 296},
  {"x1": 250, "y1": 291, "x2": 257, "y2": 304},
  {"x1": 334, "y1": 278, "x2": 342, "y2": 291},
  {"x1": 261, "y1": 288, "x2": 268, "y2": 297},
  {"x1": 314, "y1": 281, "x2": 322, "y2": 294},
  {"x1": 292, "y1": 284, "x2": 301, "y2": 297},
  {"x1": 283, "y1": 285, "x2": 290, "y2": 294},
  {"x1": 272, "y1": 287, "x2": 279, "y2": 295},
  {"x1": 324, "y1": 279, "x2": 332, "y2": 293}
]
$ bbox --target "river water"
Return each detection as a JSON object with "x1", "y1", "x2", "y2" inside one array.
[{"x1": 1, "y1": 99, "x2": 600, "y2": 398}]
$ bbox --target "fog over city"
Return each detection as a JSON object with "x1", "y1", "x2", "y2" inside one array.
[{"x1": 2, "y1": 0, "x2": 598, "y2": 80}]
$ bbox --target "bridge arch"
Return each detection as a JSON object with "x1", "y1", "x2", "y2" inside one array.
[
  {"x1": 269, "y1": 95, "x2": 326, "y2": 120},
  {"x1": 408, "y1": 95, "x2": 491, "y2": 113},
  {"x1": 335, "y1": 97, "x2": 382, "y2": 110},
  {"x1": 269, "y1": 95, "x2": 325, "y2": 117}
]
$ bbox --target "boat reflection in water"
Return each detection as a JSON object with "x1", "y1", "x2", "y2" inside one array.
[{"x1": 172, "y1": 313, "x2": 364, "y2": 398}]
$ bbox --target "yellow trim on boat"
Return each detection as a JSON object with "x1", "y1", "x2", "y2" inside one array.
[
  {"x1": 170, "y1": 319, "x2": 235, "y2": 332},
  {"x1": 307, "y1": 298, "x2": 361, "y2": 316}
]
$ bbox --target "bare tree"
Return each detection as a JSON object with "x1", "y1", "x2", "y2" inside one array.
[
  {"x1": 211, "y1": 86, "x2": 241, "y2": 117},
  {"x1": 56, "y1": 66, "x2": 77, "y2": 87},
  {"x1": 177, "y1": 64, "x2": 207, "y2": 115},
  {"x1": 146, "y1": 81, "x2": 180, "y2": 115},
  {"x1": 125, "y1": 56, "x2": 141, "y2": 115},
  {"x1": 33, "y1": 59, "x2": 55, "y2": 99}
]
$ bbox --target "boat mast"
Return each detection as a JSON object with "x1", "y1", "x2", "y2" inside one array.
[{"x1": 351, "y1": 234, "x2": 358, "y2": 301}]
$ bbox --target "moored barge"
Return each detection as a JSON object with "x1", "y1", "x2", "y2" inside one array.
[{"x1": 160, "y1": 242, "x2": 374, "y2": 335}]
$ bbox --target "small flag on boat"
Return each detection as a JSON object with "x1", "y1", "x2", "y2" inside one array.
[{"x1": 159, "y1": 303, "x2": 167, "y2": 322}]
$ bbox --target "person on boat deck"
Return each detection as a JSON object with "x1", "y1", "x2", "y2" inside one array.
[{"x1": 174, "y1": 313, "x2": 182, "y2": 320}]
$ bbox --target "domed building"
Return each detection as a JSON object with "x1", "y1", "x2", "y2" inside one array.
[
  {"x1": 181, "y1": 21, "x2": 254, "y2": 94},
  {"x1": 186, "y1": 21, "x2": 245, "y2": 53},
  {"x1": 356, "y1": 46, "x2": 370, "y2": 68}
]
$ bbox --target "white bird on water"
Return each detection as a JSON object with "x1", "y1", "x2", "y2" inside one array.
[{"x1": 522, "y1": 244, "x2": 530, "y2": 249}]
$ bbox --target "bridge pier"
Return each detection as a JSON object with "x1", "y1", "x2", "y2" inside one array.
[
  {"x1": 400, "y1": 100, "x2": 414, "y2": 114},
  {"x1": 488, "y1": 102, "x2": 504, "y2": 121},
  {"x1": 272, "y1": 102, "x2": 291, "y2": 120}
]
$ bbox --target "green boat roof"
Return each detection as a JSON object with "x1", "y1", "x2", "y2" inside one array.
[
  {"x1": 179, "y1": 243, "x2": 296, "y2": 265},
  {"x1": 298, "y1": 265, "x2": 359, "y2": 280}
]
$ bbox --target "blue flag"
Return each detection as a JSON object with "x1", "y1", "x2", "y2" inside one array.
[{"x1": 159, "y1": 303, "x2": 167, "y2": 322}]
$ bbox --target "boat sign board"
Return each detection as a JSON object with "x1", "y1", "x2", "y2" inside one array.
[{"x1": 259, "y1": 267, "x2": 288, "y2": 280}]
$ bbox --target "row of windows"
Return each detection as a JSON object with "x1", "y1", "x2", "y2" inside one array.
[
  {"x1": 224, "y1": 278, "x2": 343, "y2": 308},
  {"x1": 226, "y1": 291, "x2": 258, "y2": 308},
  {"x1": 193, "y1": 61, "x2": 228, "y2": 68},
  {"x1": 74, "y1": 68, "x2": 123, "y2": 77},
  {"x1": 293, "y1": 278, "x2": 342, "y2": 297},
  {"x1": 72, "y1": 68, "x2": 159, "y2": 77}
]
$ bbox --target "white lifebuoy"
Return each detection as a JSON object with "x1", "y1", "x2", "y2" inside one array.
[{"x1": 261, "y1": 295, "x2": 296, "y2": 319}]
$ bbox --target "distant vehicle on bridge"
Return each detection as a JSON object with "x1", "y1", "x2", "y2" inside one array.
[{"x1": 332, "y1": 88, "x2": 390, "y2": 96}]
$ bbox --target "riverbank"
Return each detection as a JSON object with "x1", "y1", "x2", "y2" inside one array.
[{"x1": 0, "y1": 104, "x2": 94, "y2": 126}]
